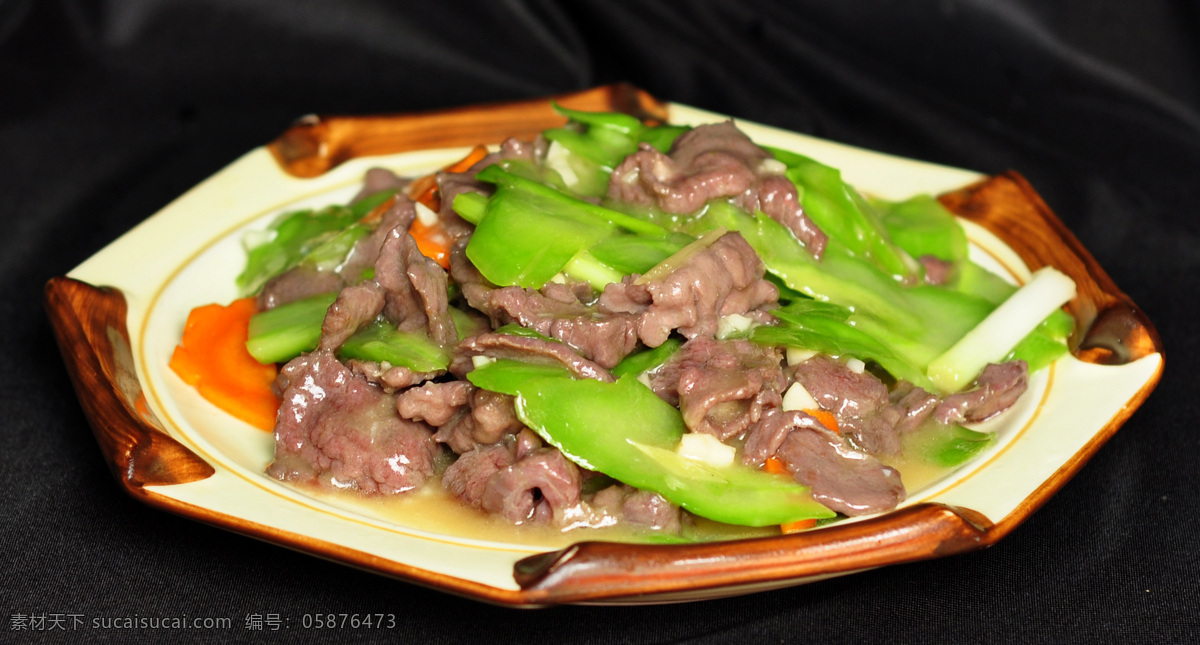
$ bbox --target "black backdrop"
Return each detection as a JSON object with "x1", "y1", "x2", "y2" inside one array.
[{"x1": 3, "y1": 1, "x2": 1197, "y2": 643}]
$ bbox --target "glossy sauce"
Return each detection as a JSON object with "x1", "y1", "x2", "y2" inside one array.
[
  {"x1": 308, "y1": 477, "x2": 780, "y2": 549},
  {"x1": 294, "y1": 427, "x2": 970, "y2": 549}
]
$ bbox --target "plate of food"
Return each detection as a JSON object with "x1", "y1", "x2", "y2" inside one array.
[{"x1": 45, "y1": 84, "x2": 1162, "y2": 606}]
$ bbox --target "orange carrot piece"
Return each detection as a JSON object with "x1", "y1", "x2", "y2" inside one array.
[
  {"x1": 408, "y1": 176, "x2": 440, "y2": 212},
  {"x1": 403, "y1": 144, "x2": 490, "y2": 269},
  {"x1": 804, "y1": 408, "x2": 839, "y2": 434},
  {"x1": 410, "y1": 217, "x2": 452, "y2": 269},
  {"x1": 443, "y1": 144, "x2": 491, "y2": 173},
  {"x1": 360, "y1": 194, "x2": 397, "y2": 224},
  {"x1": 763, "y1": 455, "x2": 788, "y2": 475},
  {"x1": 169, "y1": 298, "x2": 280, "y2": 431},
  {"x1": 780, "y1": 518, "x2": 819, "y2": 533},
  {"x1": 407, "y1": 144, "x2": 490, "y2": 212},
  {"x1": 763, "y1": 457, "x2": 820, "y2": 534}
]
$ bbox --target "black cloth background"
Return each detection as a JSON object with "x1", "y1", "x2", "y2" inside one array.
[{"x1": 3, "y1": 1, "x2": 1197, "y2": 643}]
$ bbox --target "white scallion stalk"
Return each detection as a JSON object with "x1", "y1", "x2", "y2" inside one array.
[
  {"x1": 562, "y1": 250, "x2": 624, "y2": 291},
  {"x1": 927, "y1": 266, "x2": 1076, "y2": 392},
  {"x1": 635, "y1": 228, "x2": 726, "y2": 285}
]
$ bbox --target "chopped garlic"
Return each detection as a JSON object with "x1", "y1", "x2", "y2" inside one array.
[
  {"x1": 414, "y1": 200, "x2": 440, "y2": 227},
  {"x1": 471, "y1": 355, "x2": 496, "y2": 369},
  {"x1": 716, "y1": 313, "x2": 756, "y2": 339},
  {"x1": 758, "y1": 158, "x2": 788, "y2": 175},
  {"x1": 678, "y1": 433, "x2": 736, "y2": 467},
  {"x1": 543, "y1": 141, "x2": 580, "y2": 189},
  {"x1": 786, "y1": 347, "x2": 818, "y2": 366},
  {"x1": 846, "y1": 357, "x2": 866, "y2": 374},
  {"x1": 781, "y1": 382, "x2": 819, "y2": 412}
]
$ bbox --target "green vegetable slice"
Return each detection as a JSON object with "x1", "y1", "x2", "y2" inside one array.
[
  {"x1": 245, "y1": 292, "x2": 338, "y2": 364},
  {"x1": 337, "y1": 320, "x2": 451, "y2": 373},
  {"x1": 468, "y1": 360, "x2": 834, "y2": 526},
  {"x1": 236, "y1": 189, "x2": 395, "y2": 295},
  {"x1": 611, "y1": 338, "x2": 683, "y2": 379}
]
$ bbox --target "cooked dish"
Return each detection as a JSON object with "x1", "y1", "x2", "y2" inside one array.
[{"x1": 169, "y1": 106, "x2": 1076, "y2": 540}]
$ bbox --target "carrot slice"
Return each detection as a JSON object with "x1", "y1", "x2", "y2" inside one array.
[
  {"x1": 410, "y1": 217, "x2": 453, "y2": 269},
  {"x1": 761, "y1": 456, "x2": 816, "y2": 532},
  {"x1": 763, "y1": 455, "x2": 788, "y2": 475},
  {"x1": 407, "y1": 144, "x2": 490, "y2": 212},
  {"x1": 360, "y1": 194, "x2": 397, "y2": 224},
  {"x1": 780, "y1": 518, "x2": 819, "y2": 533},
  {"x1": 169, "y1": 298, "x2": 280, "y2": 431},
  {"x1": 804, "y1": 408, "x2": 839, "y2": 434},
  {"x1": 403, "y1": 144, "x2": 491, "y2": 269},
  {"x1": 763, "y1": 419, "x2": 835, "y2": 534}
]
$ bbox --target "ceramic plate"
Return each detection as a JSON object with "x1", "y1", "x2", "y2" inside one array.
[{"x1": 46, "y1": 85, "x2": 1163, "y2": 606}]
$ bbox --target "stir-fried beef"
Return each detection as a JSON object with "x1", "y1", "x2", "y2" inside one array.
[
  {"x1": 745, "y1": 408, "x2": 905, "y2": 516},
  {"x1": 487, "y1": 289, "x2": 640, "y2": 368},
  {"x1": 469, "y1": 389, "x2": 525, "y2": 444},
  {"x1": 456, "y1": 332, "x2": 616, "y2": 383},
  {"x1": 791, "y1": 354, "x2": 903, "y2": 455},
  {"x1": 441, "y1": 441, "x2": 515, "y2": 507},
  {"x1": 648, "y1": 336, "x2": 786, "y2": 441},
  {"x1": 267, "y1": 351, "x2": 439, "y2": 494},
  {"x1": 435, "y1": 168, "x2": 486, "y2": 242},
  {"x1": 481, "y1": 447, "x2": 583, "y2": 524},
  {"x1": 919, "y1": 255, "x2": 954, "y2": 285},
  {"x1": 374, "y1": 224, "x2": 458, "y2": 346},
  {"x1": 255, "y1": 196, "x2": 419, "y2": 311},
  {"x1": 450, "y1": 242, "x2": 640, "y2": 368},
  {"x1": 448, "y1": 239, "x2": 494, "y2": 311},
  {"x1": 753, "y1": 174, "x2": 828, "y2": 258},
  {"x1": 598, "y1": 232, "x2": 779, "y2": 348},
  {"x1": 256, "y1": 266, "x2": 343, "y2": 311},
  {"x1": 589, "y1": 484, "x2": 682, "y2": 532},
  {"x1": 935, "y1": 361, "x2": 1029, "y2": 424},
  {"x1": 609, "y1": 121, "x2": 765, "y2": 213},
  {"x1": 395, "y1": 380, "x2": 474, "y2": 427},
  {"x1": 741, "y1": 408, "x2": 831, "y2": 468},
  {"x1": 249, "y1": 122, "x2": 1046, "y2": 532},
  {"x1": 312, "y1": 204, "x2": 458, "y2": 352},
  {"x1": 886, "y1": 381, "x2": 942, "y2": 435},
  {"x1": 345, "y1": 359, "x2": 441, "y2": 393},
  {"x1": 442, "y1": 430, "x2": 582, "y2": 525},
  {"x1": 395, "y1": 380, "x2": 524, "y2": 454},
  {"x1": 607, "y1": 121, "x2": 826, "y2": 256},
  {"x1": 792, "y1": 356, "x2": 1031, "y2": 456},
  {"x1": 318, "y1": 281, "x2": 385, "y2": 351},
  {"x1": 438, "y1": 137, "x2": 548, "y2": 242},
  {"x1": 337, "y1": 197, "x2": 418, "y2": 285},
  {"x1": 352, "y1": 167, "x2": 411, "y2": 202}
]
